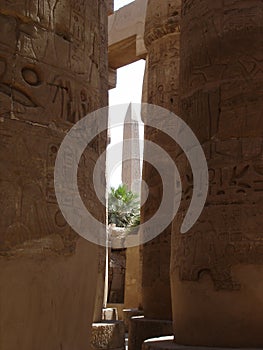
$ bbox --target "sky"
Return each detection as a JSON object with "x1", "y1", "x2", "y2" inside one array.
[
  {"x1": 114, "y1": 0, "x2": 135, "y2": 11},
  {"x1": 108, "y1": 60, "x2": 146, "y2": 188}
]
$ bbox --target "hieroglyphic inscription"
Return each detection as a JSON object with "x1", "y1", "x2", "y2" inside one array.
[
  {"x1": 140, "y1": 0, "x2": 181, "y2": 319},
  {"x1": 174, "y1": 0, "x2": 263, "y2": 291},
  {"x1": 173, "y1": 134, "x2": 263, "y2": 290},
  {"x1": 0, "y1": 0, "x2": 107, "y2": 123},
  {"x1": 0, "y1": 119, "x2": 81, "y2": 255}
]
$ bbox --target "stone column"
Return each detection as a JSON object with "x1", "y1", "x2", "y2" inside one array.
[
  {"x1": 0, "y1": 1, "x2": 108, "y2": 349},
  {"x1": 171, "y1": 0, "x2": 263, "y2": 348},
  {"x1": 124, "y1": 245, "x2": 143, "y2": 310},
  {"x1": 129, "y1": 1, "x2": 180, "y2": 349},
  {"x1": 142, "y1": 0, "x2": 180, "y2": 322},
  {"x1": 107, "y1": 0, "x2": 114, "y2": 15}
]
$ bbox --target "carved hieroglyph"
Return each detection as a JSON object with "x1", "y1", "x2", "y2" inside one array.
[
  {"x1": 141, "y1": 0, "x2": 181, "y2": 320},
  {"x1": 0, "y1": 0, "x2": 107, "y2": 123},
  {"x1": 0, "y1": 1, "x2": 108, "y2": 349},
  {"x1": 0, "y1": 0, "x2": 108, "y2": 254},
  {"x1": 171, "y1": 0, "x2": 263, "y2": 347}
]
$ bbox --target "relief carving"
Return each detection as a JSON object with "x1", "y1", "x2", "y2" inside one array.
[{"x1": 175, "y1": 0, "x2": 263, "y2": 292}]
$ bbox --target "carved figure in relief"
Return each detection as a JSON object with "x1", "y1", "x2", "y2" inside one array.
[
  {"x1": 47, "y1": 0, "x2": 59, "y2": 30},
  {"x1": 37, "y1": 0, "x2": 45, "y2": 20},
  {"x1": 49, "y1": 75, "x2": 90, "y2": 122},
  {"x1": 174, "y1": 144, "x2": 263, "y2": 291},
  {"x1": 175, "y1": 219, "x2": 263, "y2": 291},
  {"x1": 0, "y1": 135, "x2": 54, "y2": 250}
]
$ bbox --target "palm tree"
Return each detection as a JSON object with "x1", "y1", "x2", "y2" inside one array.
[{"x1": 108, "y1": 184, "x2": 140, "y2": 228}]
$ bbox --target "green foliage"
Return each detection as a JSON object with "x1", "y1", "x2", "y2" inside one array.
[{"x1": 108, "y1": 184, "x2": 140, "y2": 228}]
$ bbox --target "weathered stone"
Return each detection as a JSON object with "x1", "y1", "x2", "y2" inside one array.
[
  {"x1": 108, "y1": 0, "x2": 147, "y2": 69},
  {"x1": 124, "y1": 245, "x2": 143, "y2": 310},
  {"x1": 109, "y1": 67, "x2": 117, "y2": 90},
  {"x1": 123, "y1": 308, "x2": 144, "y2": 332},
  {"x1": 91, "y1": 321, "x2": 125, "y2": 350},
  {"x1": 171, "y1": 0, "x2": 263, "y2": 347},
  {"x1": 140, "y1": 0, "x2": 181, "y2": 322},
  {"x1": 102, "y1": 308, "x2": 118, "y2": 321},
  {"x1": 122, "y1": 104, "x2": 141, "y2": 195},
  {"x1": 110, "y1": 226, "x2": 127, "y2": 249},
  {"x1": 129, "y1": 316, "x2": 173, "y2": 350},
  {"x1": 0, "y1": 1, "x2": 108, "y2": 349},
  {"x1": 108, "y1": 247, "x2": 126, "y2": 304},
  {"x1": 143, "y1": 337, "x2": 174, "y2": 350},
  {"x1": 108, "y1": 303, "x2": 125, "y2": 321},
  {"x1": 107, "y1": 0, "x2": 114, "y2": 15},
  {"x1": 0, "y1": 0, "x2": 108, "y2": 122},
  {"x1": 142, "y1": 337, "x2": 262, "y2": 350},
  {"x1": 94, "y1": 245, "x2": 107, "y2": 323}
]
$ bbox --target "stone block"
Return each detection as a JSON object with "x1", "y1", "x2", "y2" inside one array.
[
  {"x1": 108, "y1": 0, "x2": 147, "y2": 69},
  {"x1": 91, "y1": 321, "x2": 125, "y2": 350},
  {"x1": 123, "y1": 308, "x2": 144, "y2": 332},
  {"x1": 108, "y1": 303, "x2": 125, "y2": 320},
  {"x1": 142, "y1": 337, "x2": 263, "y2": 350},
  {"x1": 102, "y1": 308, "x2": 118, "y2": 321},
  {"x1": 128, "y1": 317, "x2": 173, "y2": 350}
]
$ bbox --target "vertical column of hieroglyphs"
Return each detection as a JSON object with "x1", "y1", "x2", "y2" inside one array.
[
  {"x1": 141, "y1": 0, "x2": 181, "y2": 320},
  {"x1": 0, "y1": 0, "x2": 108, "y2": 349},
  {"x1": 171, "y1": 0, "x2": 263, "y2": 347}
]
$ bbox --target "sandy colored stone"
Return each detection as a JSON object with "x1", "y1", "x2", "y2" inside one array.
[
  {"x1": 142, "y1": 337, "x2": 262, "y2": 350},
  {"x1": 143, "y1": 337, "x2": 175, "y2": 350},
  {"x1": 171, "y1": 0, "x2": 263, "y2": 347},
  {"x1": 91, "y1": 321, "x2": 125, "y2": 350},
  {"x1": 108, "y1": 0, "x2": 147, "y2": 69},
  {"x1": 140, "y1": 0, "x2": 181, "y2": 321},
  {"x1": 129, "y1": 316, "x2": 173, "y2": 350},
  {"x1": 124, "y1": 246, "x2": 143, "y2": 310},
  {"x1": 0, "y1": 0, "x2": 108, "y2": 122},
  {"x1": 123, "y1": 308, "x2": 144, "y2": 332},
  {"x1": 94, "y1": 245, "x2": 107, "y2": 322},
  {"x1": 0, "y1": 236, "x2": 101, "y2": 350},
  {"x1": 0, "y1": 1, "x2": 108, "y2": 349},
  {"x1": 122, "y1": 104, "x2": 141, "y2": 195},
  {"x1": 102, "y1": 308, "x2": 118, "y2": 321},
  {"x1": 107, "y1": 303, "x2": 124, "y2": 321},
  {"x1": 108, "y1": 248, "x2": 126, "y2": 303},
  {"x1": 107, "y1": 0, "x2": 114, "y2": 15}
]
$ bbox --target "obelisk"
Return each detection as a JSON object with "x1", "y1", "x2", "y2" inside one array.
[{"x1": 122, "y1": 104, "x2": 141, "y2": 195}]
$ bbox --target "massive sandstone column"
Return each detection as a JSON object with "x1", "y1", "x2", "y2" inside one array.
[
  {"x1": 142, "y1": 0, "x2": 180, "y2": 321},
  {"x1": 171, "y1": 0, "x2": 263, "y2": 347},
  {"x1": 0, "y1": 1, "x2": 108, "y2": 349},
  {"x1": 129, "y1": 1, "x2": 180, "y2": 350}
]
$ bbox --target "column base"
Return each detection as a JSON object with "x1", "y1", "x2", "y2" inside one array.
[
  {"x1": 142, "y1": 336, "x2": 262, "y2": 350},
  {"x1": 123, "y1": 308, "x2": 144, "y2": 332},
  {"x1": 91, "y1": 321, "x2": 125, "y2": 350},
  {"x1": 128, "y1": 317, "x2": 173, "y2": 350}
]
